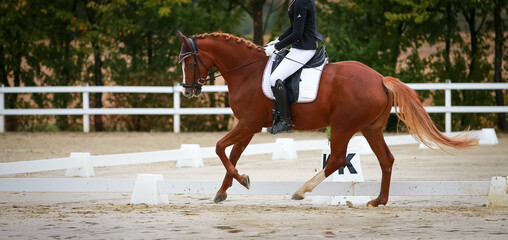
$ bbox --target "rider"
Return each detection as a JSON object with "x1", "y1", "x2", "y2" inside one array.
[{"x1": 265, "y1": 0, "x2": 318, "y2": 134}]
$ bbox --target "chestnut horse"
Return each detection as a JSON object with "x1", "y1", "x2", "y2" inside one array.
[{"x1": 177, "y1": 31, "x2": 478, "y2": 207}]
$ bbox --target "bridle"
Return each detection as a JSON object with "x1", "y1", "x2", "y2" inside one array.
[{"x1": 179, "y1": 37, "x2": 212, "y2": 92}]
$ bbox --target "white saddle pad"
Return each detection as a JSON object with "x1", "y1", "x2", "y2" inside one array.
[{"x1": 262, "y1": 54, "x2": 327, "y2": 103}]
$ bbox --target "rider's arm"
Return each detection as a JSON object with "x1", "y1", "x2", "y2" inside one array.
[
  {"x1": 278, "y1": 26, "x2": 292, "y2": 42},
  {"x1": 275, "y1": 2, "x2": 308, "y2": 50}
]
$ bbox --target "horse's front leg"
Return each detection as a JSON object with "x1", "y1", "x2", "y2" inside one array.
[
  {"x1": 214, "y1": 125, "x2": 257, "y2": 203},
  {"x1": 214, "y1": 134, "x2": 255, "y2": 203}
]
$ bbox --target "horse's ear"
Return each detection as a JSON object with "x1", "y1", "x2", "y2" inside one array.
[{"x1": 177, "y1": 30, "x2": 192, "y2": 50}]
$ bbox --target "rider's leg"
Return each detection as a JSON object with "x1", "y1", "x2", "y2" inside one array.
[
  {"x1": 269, "y1": 48, "x2": 316, "y2": 87},
  {"x1": 268, "y1": 48, "x2": 316, "y2": 134},
  {"x1": 269, "y1": 79, "x2": 292, "y2": 134}
]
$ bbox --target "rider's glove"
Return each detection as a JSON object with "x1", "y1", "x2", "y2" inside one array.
[
  {"x1": 264, "y1": 44, "x2": 278, "y2": 57},
  {"x1": 267, "y1": 38, "x2": 280, "y2": 46}
]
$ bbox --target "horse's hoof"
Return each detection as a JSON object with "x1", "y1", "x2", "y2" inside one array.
[
  {"x1": 291, "y1": 192, "x2": 305, "y2": 200},
  {"x1": 214, "y1": 194, "x2": 227, "y2": 203},
  {"x1": 240, "y1": 174, "x2": 250, "y2": 189},
  {"x1": 367, "y1": 200, "x2": 379, "y2": 207}
]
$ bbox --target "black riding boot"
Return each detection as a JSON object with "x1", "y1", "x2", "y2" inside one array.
[{"x1": 268, "y1": 79, "x2": 293, "y2": 134}]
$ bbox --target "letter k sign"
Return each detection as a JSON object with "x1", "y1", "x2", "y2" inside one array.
[{"x1": 322, "y1": 153, "x2": 358, "y2": 175}]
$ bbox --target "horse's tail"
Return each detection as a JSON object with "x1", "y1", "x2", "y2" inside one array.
[{"x1": 382, "y1": 76, "x2": 479, "y2": 149}]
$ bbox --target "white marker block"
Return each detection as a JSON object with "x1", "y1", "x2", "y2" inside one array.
[
  {"x1": 65, "y1": 152, "x2": 95, "y2": 177},
  {"x1": 272, "y1": 138, "x2": 297, "y2": 161},
  {"x1": 177, "y1": 144, "x2": 204, "y2": 168},
  {"x1": 130, "y1": 174, "x2": 169, "y2": 205},
  {"x1": 488, "y1": 176, "x2": 508, "y2": 208},
  {"x1": 312, "y1": 145, "x2": 371, "y2": 206},
  {"x1": 348, "y1": 136, "x2": 373, "y2": 155},
  {"x1": 479, "y1": 128, "x2": 498, "y2": 145}
]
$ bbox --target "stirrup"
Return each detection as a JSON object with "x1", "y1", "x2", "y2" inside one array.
[{"x1": 268, "y1": 119, "x2": 293, "y2": 134}]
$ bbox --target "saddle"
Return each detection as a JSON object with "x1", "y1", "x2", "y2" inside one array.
[{"x1": 270, "y1": 45, "x2": 328, "y2": 104}]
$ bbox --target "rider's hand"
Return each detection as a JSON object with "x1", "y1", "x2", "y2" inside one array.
[
  {"x1": 267, "y1": 38, "x2": 280, "y2": 46},
  {"x1": 264, "y1": 44, "x2": 277, "y2": 56}
]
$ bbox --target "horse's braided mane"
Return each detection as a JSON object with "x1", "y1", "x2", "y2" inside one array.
[{"x1": 195, "y1": 32, "x2": 264, "y2": 53}]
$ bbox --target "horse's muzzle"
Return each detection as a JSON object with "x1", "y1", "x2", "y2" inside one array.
[{"x1": 183, "y1": 87, "x2": 202, "y2": 98}]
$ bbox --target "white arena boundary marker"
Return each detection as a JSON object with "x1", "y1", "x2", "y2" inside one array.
[
  {"x1": 488, "y1": 176, "x2": 508, "y2": 208},
  {"x1": 272, "y1": 138, "x2": 297, "y2": 160},
  {"x1": 130, "y1": 174, "x2": 169, "y2": 204},
  {"x1": 177, "y1": 144, "x2": 203, "y2": 168},
  {"x1": 65, "y1": 152, "x2": 95, "y2": 177},
  {"x1": 0, "y1": 177, "x2": 506, "y2": 207},
  {"x1": 0, "y1": 128, "x2": 498, "y2": 177}
]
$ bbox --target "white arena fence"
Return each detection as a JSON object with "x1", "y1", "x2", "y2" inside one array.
[
  {"x1": 0, "y1": 138, "x2": 326, "y2": 177},
  {"x1": 0, "y1": 129, "x2": 498, "y2": 177},
  {"x1": 0, "y1": 177, "x2": 506, "y2": 207},
  {"x1": 0, "y1": 178, "x2": 493, "y2": 196},
  {"x1": 1, "y1": 82, "x2": 508, "y2": 133}
]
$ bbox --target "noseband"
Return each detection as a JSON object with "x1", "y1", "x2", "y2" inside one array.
[{"x1": 179, "y1": 37, "x2": 214, "y2": 91}]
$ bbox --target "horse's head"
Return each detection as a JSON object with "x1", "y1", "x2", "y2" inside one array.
[{"x1": 177, "y1": 30, "x2": 213, "y2": 97}]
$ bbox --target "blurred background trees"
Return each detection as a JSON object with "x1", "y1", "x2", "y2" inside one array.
[{"x1": 0, "y1": 0, "x2": 506, "y2": 132}]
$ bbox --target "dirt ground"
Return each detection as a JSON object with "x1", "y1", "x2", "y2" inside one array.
[{"x1": 1, "y1": 131, "x2": 507, "y2": 239}]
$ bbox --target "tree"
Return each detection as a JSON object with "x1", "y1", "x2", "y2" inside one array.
[
  {"x1": 317, "y1": 0, "x2": 412, "y2": 76},
  {"x1": 71, "y1": 0, "x2": 128, "y2": 131},
  {"x1": 268, "y1": 0, "x2": 291, "y2": 39},
  {"x1": 453, "y1": 1, "x2": 494, "y2": 130},
  {"x1": 106, "y1": 0, "x2": 243, "y2": 131},
  {"x1": 231, "y1": 0, "x2": 288, "y2": 45},
  {"x1": 232, "y1": 0, "x2": 267, "y2": 45},
  {"x1": 317, "y1": 0, "x2": 505, "y2": 132},
  {"x1": 0, "y1": 0, "x2": 47, "y2": 130},
  {"x1": 35, "y1": 0, "x2": 87, "y2": 130},
  {"x1": 493, "y1": 0, "x2": 506, "y2": 130},
  {"x1": 317, "y1": 0, "x2": 419, "y2": 131},
  {"x1": 1, "y1": 0, "x2": 248, "y2": 132}
]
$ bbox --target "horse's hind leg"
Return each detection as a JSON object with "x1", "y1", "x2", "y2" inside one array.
[
  {"x1": 362, "y1": 127, "x2": 394, "y2": 207},
  {"x1": 214, "y1": 133, "x2": 254, "y2": 203},
  {"x1": 291, "y1": 168, "x2": 328, "y2": 200},
  {"x1": 292, "y1": 131, "x2": 350, "y2": 200}
]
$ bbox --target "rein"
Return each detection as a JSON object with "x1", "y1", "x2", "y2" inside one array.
[{"x1": 206, "y1": 58, "x2": 267, "y2": 82}]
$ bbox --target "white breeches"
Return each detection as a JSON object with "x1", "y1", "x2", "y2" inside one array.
[{"x1": 269, "y1": 48, "x2": 316, "y2": 86}]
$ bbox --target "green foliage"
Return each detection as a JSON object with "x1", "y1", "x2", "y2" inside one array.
[
  {"x1": 103, "y1": 0, "x2": 242, "y2": 131},
  {"x1": 0, "y1": 0, "x2": 243, "y2": 132},
  {"x1": 318, "y1": 0, "x2": 405, "y2": 76},
  {"x1": 317, "y1": 0, "x2": 506, "y2": 132},
  {"x1": 0, "y1": 0, "x2": 505, "y2": 132}
]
